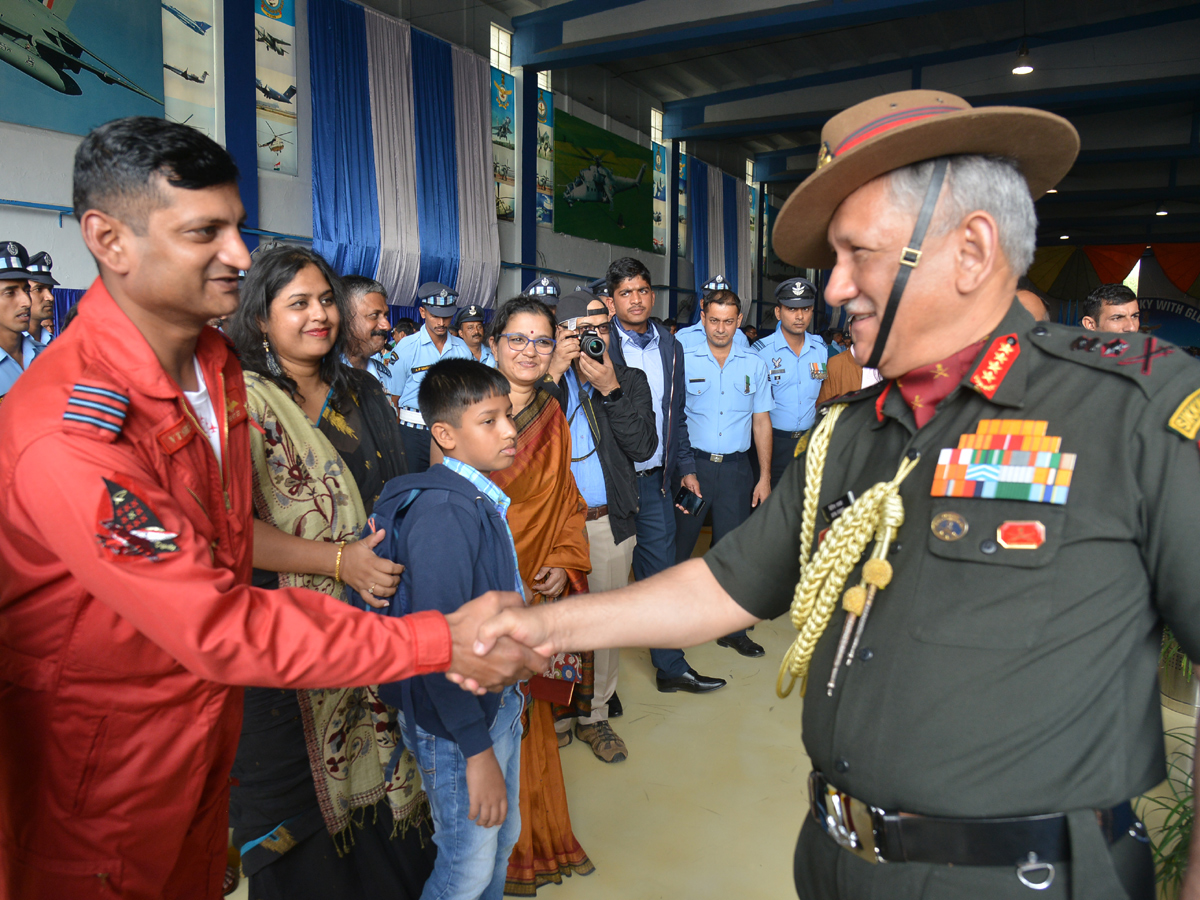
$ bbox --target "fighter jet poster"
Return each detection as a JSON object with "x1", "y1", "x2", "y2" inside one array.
[
  {"x1": 535, "y1": 87, "x2": 552, "y2": 228},
  {"x1": 490, "y1": 67, "x2": 513, "y2": 221},
  {"x1": 0, "y1": 0, "x2": 164, "y2": 136},
  {"x1": 554, "y1": 110, "x2": 652, "y2": 253},
  {"x1": 161, "y1": 0, "x2": 216, "y2": 138},
  {"x1": 255, "y1": 0, "x2": 297, "y2": 176}
]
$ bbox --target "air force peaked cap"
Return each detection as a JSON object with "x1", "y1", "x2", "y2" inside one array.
[
  {"x1": 523, "y1": 275, "x2": 560, "y2": 304},
  {"x1": 26, "y1": 251, "x2": 59, "y2": 286},
  {"x1": 0, "y1": 241, "x2": 32, "y2": 280},
  {"x1": 775, "y1": 276, "x2": 817, "y2": 308},
  {"x1": 417, "y1": 281, "x2": 459, "y2": 311},
  {"x1": 453, "y1": 304, "x2": 486, "y2": 327}
]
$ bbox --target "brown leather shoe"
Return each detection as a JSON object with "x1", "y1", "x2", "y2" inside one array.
[
  {"x1": 557, "y1": 728, "x2": 572, "y2": 749},
  {"x1": 575, "y1": 720, "x2": 627, "y2": 763}
]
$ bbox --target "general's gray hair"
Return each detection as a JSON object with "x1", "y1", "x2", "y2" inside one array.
[
  {"x1": 341, "y1": 274, "x2": 388, "y2": 302},
  {"x1": 886, "y1": 155, "x2": 1037, "y2": 276}
]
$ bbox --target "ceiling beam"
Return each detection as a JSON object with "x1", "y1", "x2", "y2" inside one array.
[
  {"x1": 662, "y1": 4, "x2": 1200, "y2": 138},
  {"x1": 511, "y1": 0, "x2": 1004, "y2": 71}
]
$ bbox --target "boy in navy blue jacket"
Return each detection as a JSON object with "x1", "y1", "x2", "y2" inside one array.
[{"x1": 370, "y1": 359, "x2": 524, "y2": 900}]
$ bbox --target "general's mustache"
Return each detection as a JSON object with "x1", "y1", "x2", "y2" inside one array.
[{"x1": 370, "y1": 328, "x2": 391, "y2": 338}]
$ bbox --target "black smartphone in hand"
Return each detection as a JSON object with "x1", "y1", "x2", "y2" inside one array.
[{"x1": 674, "y1": 485, "x2": 707, "y2": 517}]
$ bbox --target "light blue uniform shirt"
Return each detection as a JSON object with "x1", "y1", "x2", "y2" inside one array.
[
  {"x1": 613, "y1": 318, "x2": 665, "y2": 471},
  {"x1": 751, "y1": 329, "x2": 828, "y2": 433},
  {"x1": 381, "y1": 325, "x2": 472, "y2": 410},
  {"x1": 676, "y1": 318, "x2": 749, "y2": 350},
  {"x1": 564, "y1": 370, "x2": 607, "y2": 508},
  {"x1": 471, "y1": 345, "x2": 496, "y2": 368},
  {"x1": 0, "y1": 333, "x2": 46, "y2": 399},
  {"x1": 681, "y1": 340, "x2": 773, "y2": 455}
]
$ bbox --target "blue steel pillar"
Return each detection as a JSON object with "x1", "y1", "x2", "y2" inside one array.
[
  {"x1": 224, "y1": 0, "x2": 259, "y2": 249},
  {"x1": 520, "y1": 66, "x2": 539, "y2": 288},
  {"x1": 668, "y1": 139, "x2": 680, "y2": 318}
]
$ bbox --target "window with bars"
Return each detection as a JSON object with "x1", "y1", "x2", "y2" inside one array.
[
  {"x1": 490, "y1": 24, "x2": 512, "y2": 74},
  {"x1": 538, "y1": 71, "x2": 551, "y2": 91},
  {"x1": 746, "y1": 158, "x2": 755, "y2": 184},
  {"x1": 651, "y1": 109, "x2": 663, "y2": 145}
]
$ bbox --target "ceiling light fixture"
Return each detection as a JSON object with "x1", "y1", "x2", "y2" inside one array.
[
  {"x1": 1046, "y1": 188, "x2": 1057, "y2": 194},
  {"x1": 1013, "y1": 41, "x2": 1033, "y2": 75},
  {"x1": 1156, "y1": 204, "x2": 1169, "y2": 217},
  {"x1": 1059, "y1": 235, "x2": 1069, "y2": 240}
]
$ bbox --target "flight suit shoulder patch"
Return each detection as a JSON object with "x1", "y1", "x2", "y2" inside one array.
[
  {"x1": 62, "y1": 381, "x2": 129, "y2": 443},
  {"x1": 1166, "y1": 387, "x2": 1200, "y2": 441},
  {"x1": 1029, "y1": 324, "x2": 1190, "y2": 398}
]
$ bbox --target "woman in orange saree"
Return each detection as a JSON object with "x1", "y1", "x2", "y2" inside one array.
[{"x1": 487, "y1": 297, "x2": 596, "y2": 895}]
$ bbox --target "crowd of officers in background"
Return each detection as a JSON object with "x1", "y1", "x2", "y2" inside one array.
[{"x1": 0, "y1": 239, "x2": 1163, "y2": 766}]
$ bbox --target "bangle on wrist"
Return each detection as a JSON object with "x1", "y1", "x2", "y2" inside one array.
[{"x1": 334, "y1": 541, "x2": 346, "y2": 582}]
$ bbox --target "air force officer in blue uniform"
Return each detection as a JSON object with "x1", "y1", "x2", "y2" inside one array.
[{"x1": 752, "y1": 277, "x2": 827, "y2": 488}]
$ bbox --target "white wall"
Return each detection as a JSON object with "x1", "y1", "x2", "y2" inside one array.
[{"x1": 0, "y1": 121, "x2": 95, "y2": 289}]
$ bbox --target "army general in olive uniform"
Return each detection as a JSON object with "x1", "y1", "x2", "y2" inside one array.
[{"x1": 468, "y1": 90, "x2": 1200, "y2": 900}]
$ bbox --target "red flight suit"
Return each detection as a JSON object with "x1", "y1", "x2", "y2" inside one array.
[{"x1": 0, "y1": 281, "x2": 453, "y2": 899}]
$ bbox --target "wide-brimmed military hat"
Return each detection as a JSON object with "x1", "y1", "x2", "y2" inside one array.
[{"x1": 772, "y1": 90, "x2": 1080, "y2": 268}]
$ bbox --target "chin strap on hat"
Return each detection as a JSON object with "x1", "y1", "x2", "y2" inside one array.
[{"x1": 864, "y1": 157, "x2": 950, "y2": 371}]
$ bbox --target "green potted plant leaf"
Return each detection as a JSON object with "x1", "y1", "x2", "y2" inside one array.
[
  {"x1": 1137, "y1": 726, "x2": 1194, "y2": 896},
  {"x1": 1161, "y1": 627, "x2": 1198, "y2": 716}
]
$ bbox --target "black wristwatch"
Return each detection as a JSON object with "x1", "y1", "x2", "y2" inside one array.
[{"x1": 600, "y1": 386, "x2": 624, "y2": 403}]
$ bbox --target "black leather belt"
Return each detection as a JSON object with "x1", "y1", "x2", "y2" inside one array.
[
  {"x1": 773, "y1": 427, "x2": 806, "y2": 440},
  {"x1": 635, "y1": 466, "x2": 663, "y2": 478},
  {"x1": 809, "y1": 771, "x2": 1143, "y2": 868},
  {"x1": 694, "y1": 449, "x2": 745, "y2": 464}
]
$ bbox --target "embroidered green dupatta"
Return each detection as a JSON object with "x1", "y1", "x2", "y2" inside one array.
[{"x1": 243, "y1": 372, "x2": 426, "y2": 845}]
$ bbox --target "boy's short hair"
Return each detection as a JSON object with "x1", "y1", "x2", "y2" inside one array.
[{"x1": 419, "y1": 358, "x2": 511, "y2": 431}]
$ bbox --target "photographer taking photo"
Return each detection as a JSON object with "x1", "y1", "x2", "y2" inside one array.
[{"x1": 542, "y1": 288, "x2": 658, "y2": 762}]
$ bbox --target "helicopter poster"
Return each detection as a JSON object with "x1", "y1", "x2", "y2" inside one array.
[
  {"x1": 554, "y1": 110, "x2": 653, "y2": 253},
  {"x1": 0, "y1": 0, "x2": 163, "y2": 136},
  {"x1": 256, "y1": 0, "x2": 297, "y2": 175},
  {"x1": 491, "y1": 67, "x2": 514, "y2": 221},
  {"x1": 162, "y1": 0, "x2": 216, "y2": 139},
  {"x1": 677, "y1": 153, "x2": 688, "y2": 257}
]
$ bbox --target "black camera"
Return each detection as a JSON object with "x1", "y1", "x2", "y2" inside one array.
[{"x1": 579, "y1": 328, "x2": 606, "y2": 361}]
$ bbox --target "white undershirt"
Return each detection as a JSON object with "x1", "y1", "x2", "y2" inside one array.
[{"x1": 183, "y1": 357, "x2": 223, "y2": 467}]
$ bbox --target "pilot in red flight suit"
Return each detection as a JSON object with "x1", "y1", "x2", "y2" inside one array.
[{"x1": 0, "y1": 118, "x2": 540, "y2": 900}]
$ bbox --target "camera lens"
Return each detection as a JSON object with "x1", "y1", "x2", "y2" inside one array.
[{"x1": 582, "y1": 334, "x2": 605, "y2": 360}]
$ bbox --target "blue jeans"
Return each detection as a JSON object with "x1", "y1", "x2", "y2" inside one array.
[
  {"x1": 633, "y1": 474, "x2": 689, "y2": 678},
  {"x1": 410, "y1": 686, "x2": 524, "y2": 900}
]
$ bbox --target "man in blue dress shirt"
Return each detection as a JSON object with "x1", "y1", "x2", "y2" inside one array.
[
  {"x1": 752, "y1": 276, "x2": 829, "y2": 488},
  {"x1": 0, "y1": 242, "x2": 44, "y2": 403},
  {"x1": 674, "y1": 287, "x2": 774, "y2": 659},
  {"x1": 676, "y1": 275, "x2": 751, "y2": 351},
  {"x1": 381, "y1": 281, "x2": 472, "y2": 471},
  {"x1": 453, "y1": 304, "x2": 495, "y2": 367}
]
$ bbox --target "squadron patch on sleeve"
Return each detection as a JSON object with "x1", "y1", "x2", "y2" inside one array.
[
  {"x1": 96, "y1": 478, "x2": 180, "y2": 561},
  {"x1": 1167, "y1": 387, "x2": 1200, "y2": 441}
]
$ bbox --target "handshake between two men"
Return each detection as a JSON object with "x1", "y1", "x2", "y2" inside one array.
[{"x1": 445, "y1": 558, "x2": 760, "y2": 694}]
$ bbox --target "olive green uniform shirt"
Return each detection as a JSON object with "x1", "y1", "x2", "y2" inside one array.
[{"x1": 706, "y1": 300, "x2": 1200, "y2": 818}]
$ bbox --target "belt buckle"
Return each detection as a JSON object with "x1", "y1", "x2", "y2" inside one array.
[
  {"x1": 709, "y1": 453, "x2": 724, "y2": 463},
  {"x1": 808, "y1": 771, "x2": 886, "y2": 864}
]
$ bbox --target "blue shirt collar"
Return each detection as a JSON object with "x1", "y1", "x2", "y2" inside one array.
[{"x1": 441, "y1": 457, "x2": 511, "y2": 517}]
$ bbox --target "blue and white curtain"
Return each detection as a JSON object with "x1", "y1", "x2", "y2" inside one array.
[
  {"x1": 310, "y1": 0, "x2": 500, "y2": 306},
  {"x1": 687, "y1": 157, "x2": 751, "y2": 324}
]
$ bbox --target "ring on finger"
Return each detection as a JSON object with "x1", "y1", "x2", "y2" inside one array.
[{"x1": 369, "y1": 584, "x2": 376, "y2": 595}]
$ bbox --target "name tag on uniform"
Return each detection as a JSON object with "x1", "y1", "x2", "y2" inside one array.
[
  {"x1": 810, "y1": 362, "x2": 828, "y2": 381},
  {"x1": 689, "y1": 378, "x2": 706, "y2": 383},
  {"x1": 411, "y1": 364, "x2": 433, "y2": 374}
]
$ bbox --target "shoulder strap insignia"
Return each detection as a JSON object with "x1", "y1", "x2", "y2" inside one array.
[
  {"x1": 1167, "y1": 387, "x2": 1200, "y2": 440},
  {"x1": 63, "y1": 383, "x2": 129, "y2": 442},
  {"x1": 1032, "y1": 324, "x2": 1191, "y2": 398},
  {"x1": 968, "y1": 334, "x2": 1020, "y2": 400}
]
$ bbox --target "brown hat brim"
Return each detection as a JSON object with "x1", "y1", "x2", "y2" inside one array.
[{"x1": 772, "y1": 106, "x2": 1080, "y2": 269}]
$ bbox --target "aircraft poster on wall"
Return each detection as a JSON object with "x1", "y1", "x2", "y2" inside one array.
[
  {"x1": 651, "y1": 142, "x2": 666, "y2": 255},
  {"x1": 0, "y1": 0, "x2": 164, "y2": 136},
  {"x1": 536, "y1": 86, "x2": 552, "y2": 227},
  {"x1": 554, "y1": 110, "x2": 652, "y2": 253},
  {"x1": 255, "y1": 0, "x2": 297, "y2": 175},
  {"x1": 162, "y1": 0, "x2": 216, "y2": 138},
  {"x1": 677, "y1": 153, "x2": 688, "y2": 258},
  {"x1": 491, "y1": 67, "x2": 514, "y2": 221}
]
